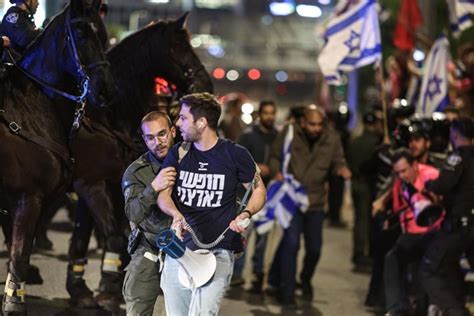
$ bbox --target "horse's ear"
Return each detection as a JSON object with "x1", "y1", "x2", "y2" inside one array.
[
  {"x1": 70, "y1": 0, "x2": 94, "y2": 12},
  {"x1": 174, "y1": 12, "x2": 189, "y2": 30}
]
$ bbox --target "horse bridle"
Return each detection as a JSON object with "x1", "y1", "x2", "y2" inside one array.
[{"x1": 7, "y1": 7, "x2": 109, "y2": 104}]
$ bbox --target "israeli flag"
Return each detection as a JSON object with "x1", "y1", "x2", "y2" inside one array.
[
  {"x1": 253, "y1": 125, "x2": 309, "y2": 234},
  {"x1": 447, "y1": 0, "x2": 474, "y2": 37},
  {"x1": 416, "y1": 36, "x2": 450, "y2": 117},
  {"x1": 318, "y1": 0, "x2": 381, "y2": 85}
]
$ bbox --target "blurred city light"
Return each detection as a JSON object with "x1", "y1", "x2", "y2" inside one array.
[
  {"x1": 318, "y1": 0, "x2": 331, "y2": 5},
  {"x1": 413, "y1": 49, "x2": 426, "y2": 62},
  {"x1": 208, "y1": 44, "x2": 225, "y2": 58},
  {"x1": 213, "y1": 68, "x2": 226, "y2": 80},
  {"x1": 241, "y1": 103, "x2": 254, "y2": 114},
  {"x1": 296, "y1": 5, "x2": 322, "y2": 18},
  {"x1": 190, "y1": 37, "x2": 202, "y2": 48},
  {"x1": 226, "y1": 69, "x2": 239, "y2": 81},
  {"x1": 269, "y1": 2, "x2": 295, "y2": 16},
  {"x1": 248, "y1": 68, "x2": 261, "y2": 80},
  {"x1": 275, "y1": 70, "x2": 288, "y2": 82},
  {"x1": 146, "y1": 0, "x2": 169, "y2": 3},
  {"x1": 242, "y1": 114, "x2": 253, "y2": 125}
]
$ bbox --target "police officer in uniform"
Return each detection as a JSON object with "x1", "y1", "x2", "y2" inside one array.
[
  {"x1": 2, "y1": 0, "x2": 40, "y2": 56},
  {"x1": 421, "y1": 117, "x2": 474, "y2": 316},
  {"x1": 121, "y1": 111, "x2": 176, "y2": 315}
]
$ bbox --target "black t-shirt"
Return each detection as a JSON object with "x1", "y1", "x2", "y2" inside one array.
[{"x1": 162, "y1": 138, "x2": 256, "y2": 251}]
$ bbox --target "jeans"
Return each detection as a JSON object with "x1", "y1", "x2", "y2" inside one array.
[
  {"x1": 268, "y1": 210, "x2": 325, "y2": 298},
  {"x1": 161, "y1": 249, "x2": 234, "y2": 316}
]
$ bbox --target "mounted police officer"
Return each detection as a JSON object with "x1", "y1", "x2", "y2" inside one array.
[
  {"x1": 121, "y1": 111, "x2": 176, "y2": 315},
  {"x1": 421, "y1": 117, "x2": 474, "y2": 316},
  {"x1": 1, "y1": 0, "x2": 41, "y2": 57}
]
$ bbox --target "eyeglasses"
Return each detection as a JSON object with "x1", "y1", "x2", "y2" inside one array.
[{"x1": 143, "y1": 130, "x2": 170, "y2": 143}]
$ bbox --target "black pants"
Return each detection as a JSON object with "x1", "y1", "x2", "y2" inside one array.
[
  {"x1": 268, "y1": 210, "x2": 325, "y2": 299},
  {"x1": 328, "y1": 174, "x2": 344, "y2": 224},
  {"x1": 384, "y1": 232, "x2": 435, "y2": 313},
  {"x1": 420, "y1": 226, "x2": 474, "y2": 316}
]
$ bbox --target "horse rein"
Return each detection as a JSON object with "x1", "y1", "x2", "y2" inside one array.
[{"x1": 6, "y1": 7, "x2": 109, "y2": 104}]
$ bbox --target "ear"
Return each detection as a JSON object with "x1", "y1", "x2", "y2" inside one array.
[
  {"x1": 174, "y1": 12, "x2": 189, "y2": 30},
  {"x1": 69, "y1": 0, "x2": 90, "y2": 13}
]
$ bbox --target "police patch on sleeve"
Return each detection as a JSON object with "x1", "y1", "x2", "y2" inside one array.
[
  {"x1": 5, "y1": 13, "x2": 19, "y2": 24},
  {"x1": 447, "y1": 153, "x2": 462, "y2": 167},
  {"x1": 124, "y1": 187, "x2": 131, "y2": 200}
]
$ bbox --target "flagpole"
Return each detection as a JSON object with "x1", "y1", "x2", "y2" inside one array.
[{"x1": 377, "y1": 65, "x2": 391, "y2": 144}]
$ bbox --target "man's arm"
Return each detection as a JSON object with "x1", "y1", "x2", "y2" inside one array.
[
  {"x1": 331, "y1": 131, "x2": 352, "y2": 179},
  {"x1": 157, "y1": 187, "x2": 185, "y2": 235},
  {"x1": 229, "y1": 172, "x2": 267, "y2": 233},
  {"x1": 425, "y1": 154, "x2": 464, "y2": 195},
  {"x1": 122, "y1": 166, "x2": 176, "y2": 224}
]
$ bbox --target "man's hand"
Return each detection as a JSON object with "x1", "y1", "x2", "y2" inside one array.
[
  {"x1": 337, "y1": 166, "x2": 352, "y2": 179},
  {"x1": 273, "y1": 172, "x2": 284, "y2": 182},
  {"x1": 2, "y1": 36, "x2": 10, "y2": 48},
  {"x1": 257, "y1": 163, "x2": 271, "y2": 178},
  {"x1": 229, "y1": 212, "x2": 251, "y2": 233},
  {"x1": 372, "y1": 198, "x2": 386, "y2": 217},
  {"x1": 151, "y1": 167, "x2": 176, "y2": 192},
  {"x1": 171, "y1": 213, "x2": 186, "y2": 240}
]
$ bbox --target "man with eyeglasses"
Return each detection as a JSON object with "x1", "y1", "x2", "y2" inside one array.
[{"x1": 121, "y1": 111, "x2": 177, "y2": 315}]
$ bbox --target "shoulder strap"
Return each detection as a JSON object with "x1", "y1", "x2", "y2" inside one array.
[{"x1": 178, "y1": 141, "x2": 191, "y2": 163}]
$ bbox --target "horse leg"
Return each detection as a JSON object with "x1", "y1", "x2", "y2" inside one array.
[
  {"x1": 2, "y1": 194, "x2": 42, "y2": 315},
  {"x1": 66, "y1": 197, "x2": 98, "y2": 308},
  {"x1": 75, "y1": 181, "x2": 128, "y2": 312}
]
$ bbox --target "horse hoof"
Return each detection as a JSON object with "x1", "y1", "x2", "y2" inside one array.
[
  {"x1": 2, "y1": 301, "x2": 26, "y2": 315},
  {"x1": 95, "y1": 293, "x2": 121, "y2": 313},
  {"x1": 70, "y1": 294, "x2": 98, "y2": 309},
  {"x1": 26, "y1": 264, "x2": 44, "y2": 285}
]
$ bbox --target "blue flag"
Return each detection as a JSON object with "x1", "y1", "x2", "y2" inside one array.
[{"x1": 318, "y1": 0, "x2": 381, "y2": 85}]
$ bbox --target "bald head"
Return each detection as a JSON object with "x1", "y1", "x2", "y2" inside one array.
[{"x1": 301, "y1": 104, "x2": 326, "y2": 140}]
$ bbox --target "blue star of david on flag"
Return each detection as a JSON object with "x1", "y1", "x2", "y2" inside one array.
[
  {"x1": 318, "y1": 0, "x2": 381, "y2": 85},
  {"x1": 344, "y1": 30, "x2": 360, "y2": 53},
  {"x1": 416, "y1": 36, "x2": 450, "y2": 116},
  {"x1": 426, "y1": 75, "x2": 442, "y2": 100}
]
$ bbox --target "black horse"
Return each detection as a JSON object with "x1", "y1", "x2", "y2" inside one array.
[
  {"x1": 65, "y1": 14, "x2": 213, "y2": 308},
  {"x1": 0, "y1": 0, "x2": 114, "y2": 313}
]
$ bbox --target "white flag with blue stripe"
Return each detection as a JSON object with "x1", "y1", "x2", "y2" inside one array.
[
  {"x1": 416, "y1": 36, "x2": 450, "y2": 117},
  {"x1": 447, "y1": 0, "x2": 474, "y2": 37},
  {"x1": 318, "y1": 0, "x2": 381, "y2": 85},
  {"x1": 253, "y1": 125, "x2": 309, "y2": 234}
]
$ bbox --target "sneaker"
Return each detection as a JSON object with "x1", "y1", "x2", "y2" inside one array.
[{"x1": 300, "y1": 281, "x2": 313, "y2": 301}]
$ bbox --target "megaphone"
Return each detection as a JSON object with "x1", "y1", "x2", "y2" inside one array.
[
  {"x1": 156, "y1": 229, "x2": 217, "y2": 289},
  {"x1": 415, "y1": 202, "x2": 445, "y2": 227}
]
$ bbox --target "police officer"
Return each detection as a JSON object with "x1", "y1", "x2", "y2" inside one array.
[
  {"x1": 121, "y1": 111, "x2": 176, "y2": 315},
  {"x1": 2, "y1": 0, "x2": 41, "y2": 56},
  {"x1": 421, "y1": 117, "x2": 474, "y2": 316}
]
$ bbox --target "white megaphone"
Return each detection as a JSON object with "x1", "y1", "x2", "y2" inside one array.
[{"x1": 156, "y1": 229, "x2": 217, "y2": 289}]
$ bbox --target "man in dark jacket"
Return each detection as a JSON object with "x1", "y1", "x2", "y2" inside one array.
[
  {"x1": 267, "y1": 104, "x2": 351, "y2": 308},
  {"x1": 2, "y1": 0, "x2": 41, "y2": 56},
  {"x1": 121, "y1": 111, "x2": 176, "y2": 315}
]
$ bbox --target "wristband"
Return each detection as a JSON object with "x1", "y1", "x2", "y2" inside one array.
[{"x1": 242, "y1": 210, "x2": 252, "y2": 219}]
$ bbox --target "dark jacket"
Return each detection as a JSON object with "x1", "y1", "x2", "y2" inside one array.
[
  {"x1": 122, "y1": 152, "x2": 172, "y2": 250},
  {"x1": 425, "y1": 145, "x2": 474, "y2": 219},
  {"x1": 269, "y1": 123, "x2": 347, "y2": 210},
  {"x1": 1, "y1": 6, "x2": 40, "y2": 55},
  {"x1": 238, "y1": 124, "x2": 278, "y2": 185}
]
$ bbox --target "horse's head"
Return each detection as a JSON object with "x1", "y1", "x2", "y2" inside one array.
[
  {"x1": 65, "y1": 0, "x2": 115, "y2": 107},
  {"x1": 19, "y1": 0, "x2": 114, "y2": 107},
  {"x1": 150, "y1": 13, "x2": 213, "y2": 95}
]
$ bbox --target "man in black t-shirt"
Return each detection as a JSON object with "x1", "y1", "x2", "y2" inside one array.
[{"x1": 157, "y1": 92, "x2": 267, "y2": 315}]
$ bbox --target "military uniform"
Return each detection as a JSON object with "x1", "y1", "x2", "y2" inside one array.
[
  {"x1": 421, "y1": 145, "x2": 474, "y2": 316},
  {"x1": 121, "y1": 151, "x2": 171, "y2": 316},
  {"x1": 1, "y1": 5, "x2": 40, "y2": 55}
]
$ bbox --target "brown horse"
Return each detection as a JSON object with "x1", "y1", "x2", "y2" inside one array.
[
  {"x1": 0, "y1": 0, "x2": 114, "y2": 314},
  {"x1": 65, "y1": 14, "x2": 213, "y2": 309}
]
